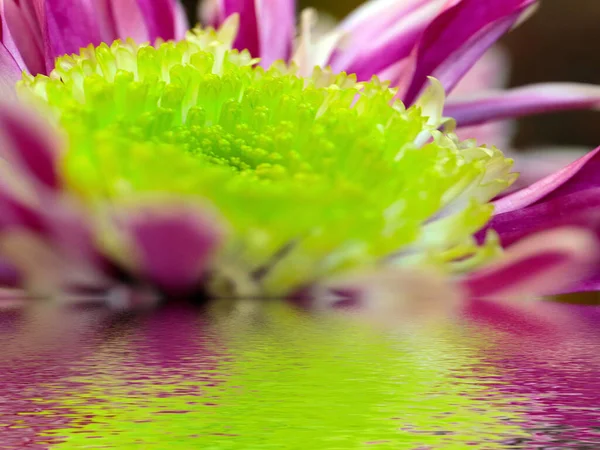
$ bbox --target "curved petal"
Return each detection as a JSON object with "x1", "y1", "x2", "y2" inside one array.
[
  {"x1": 507, "y1": 147, "x2": 589, "y2": 191},
  {"x1": 445, "y1": 83, "x2": 600, "y2": 128},
  {"x1": 202, "y1": 0, "x2": 295, "y2": 66},
  {"x1": 461, "y1": 227, "x2": 600, "y2": 299},
  {"x1": 95, "y1": 0, "x2": 147, "y2": 43},
  {"x1": 111, "y1": 201, "x2": 225, "y2": 295},
  {"x1": 135, "y1": 0, "x2": 187, "y2": 42},
  {"x1": 0, "y1": 258, "x2": 21, "y2": 288},
  {"x1": 0, "y1": 103, "x2": 62, "y2": 191},
  {"x1": 255, "y1": 0, "x2": 295, "y2": 66},
  {"x1": 0, "y1": 43, "x2": 22, "y2": 97},
  {"x1": 43, "y1": 0, "x2": 103, "y2": 67},
  {"x1": 493, "y1": 146, "x2": 600, "y2": 215},
  {"x1": 485, "y1": 188, "x2": 600, "y2": 248},
  {"x1": 450, "y1": 47, "x2": 513, "y2": 149},
  {"x1": 399, "y1": 0, "x2": 536, "y2": 105},
  {"x1": 330, "y1": 0, "x2": 447, "y2": 80},
  {"x1": 1, "y1": 0, "x2": 45, "y2": 74}
]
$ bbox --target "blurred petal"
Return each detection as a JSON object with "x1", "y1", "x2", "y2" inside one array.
[
  {"x1": 0, "y1": 258, "x2": 21, "y2": 288},
  {"x1": 99, "y1": 0, "x2": 148, "y2": 43},
  {"x1": 292, "y1": 8, "x2": 345, "y2": 75},
  {"x1": 508, "y1": 147, "x2": 589, "y2": 191},
  {"x1": 206, "y1": 0, "x2": 295, "y2": 66},
  {"x1": 199, "y1": 0, "x2": 224, "y2": 27},
  {"x1": 445, "y1": 83, "x2": 600, "y2": 127},
  {"x1": 255, "y1": 0, "x2": 295, "y2": 66},
  {"x1": 451, "y1": 46, "x2": 510, "y2": 94},
  {"x1": 215, "y1": 0, "x2": 260, "y2": 58},
  {"x1": 0, "y1": 104, "x2": 62, "y2": 191},
  {"x1": 494, "y1": 146, "x2": 600, "y2": 215},
  {"x1": 135, "y1": 0, "x2": 186, "y2": 42},
  {"x1": 298, "y1": 268, "x2": 464, "y2": 325},
  {"x1": 330, "y1": 0, "x2": 447, "y2": 80},
  {"x1": 1, "y1": 0, "x2": 45, "y2": 74},
  {"x1": 450, "y1": 47, "x2": 513, "y2": 149},
  {"x1": 486, "y1": 188, "x2": 600, "y2": 250},
  {"x1": 399, "y1": 0, "x2": 536, "y2": 105},
  {"x1": 43, "y1": 0, "x2": 103, "y2": 65},
  {"x1": 112, "y1": 202, "x2": 224, "y2": 294},
  {"x1": 173, "y1": 1, "x2": 190, "y2": 40},
  {"x1": 462, "y1": 227, "x2": 600, "y2": 299},
  {"x1": 0, "y1": 43, "x2": 21, "y2": 97}
]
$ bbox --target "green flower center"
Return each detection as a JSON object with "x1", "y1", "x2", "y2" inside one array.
[{"x1": 18, "y1": 21, "x2": 516, "y2": 296}]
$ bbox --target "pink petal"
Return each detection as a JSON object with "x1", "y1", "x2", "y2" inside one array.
[
  {"x1": 330, "y1": 0, "x2": 447, "y2": 80},
  {"x1": 254, "y1": 0, "x2": 295, "y2": 66},
  {"x1": 461, "y1": 227, "x2": 600, "y2": 299},
  {"x1": 90, "y1": 0, "x2": 118, "y2": 41},
  {"x1": 398, "y1": 0, "x2": 536, "y2": 105},
  {"x1": 451, "y1": 46, "x2": 510, "y2": 94},
  {"x1": 485, "y1": 188, "x2": 600, "y2": 249},
  {"x1": 494, "y1": 146, "x2": 600, "y2": 215},
  {"x1": 173, "y1": 1, "x2": 190, "y2": 40},
  {"x1": 0, "y1": 43, "x2": 22, "y2": 96},
  {"x1": 445, "y1": 83, "x2": 600, "y2": 128},
  {"x1": 103, "y1": 0, "x2": 148, "y2": 43},
  {"x1": 115, "y1": 202, "x2": 224, "y2": 295},
  {"x1": 43, "y1": 0, "x2": 103, "y2": 66},
  {"x1": 1, "y1": 0, "x2": 45, "y2": 74},
  {"x1": 199, "y1": 0, "x2": 225, "y2": 27},
  {"x1": 204, "y1": 0, "x2": 295, "y2": 66},
  {"x1": 223, "y1": 0, "x2": 260, "y2": 58},
  {"x1": 450, "y1": 47, "x2": 513, "y2": 149},
  {"x1": 135, "y1": 0, "x2": 186, "y2": 42},
  {"x1": 0, "y1": 259, "x2": 21, "y2": 288},
  {"x1": 0, "y1": 184, "x2": 104, "y2": 286},
  {"x1": 507, "y1": 148, "x2": 588, "y2": 192},
  {"x1": 0, "y1": 104, "x2": 62, "y2": 191}
]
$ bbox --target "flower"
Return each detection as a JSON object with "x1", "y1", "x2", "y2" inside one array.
[{"x1": 0, "y1": 1, "x2": 598, "y2": 316}]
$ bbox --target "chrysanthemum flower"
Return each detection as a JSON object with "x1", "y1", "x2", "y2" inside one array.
[{"x1": 0, "y1": 0, "x2": 598, "y2": 315}]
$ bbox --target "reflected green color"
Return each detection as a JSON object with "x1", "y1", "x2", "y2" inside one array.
[{"x1": 39, "y1": 306, "x2": 527, "y2": 448}]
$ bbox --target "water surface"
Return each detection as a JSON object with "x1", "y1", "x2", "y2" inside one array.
[{"x1": 1, "y1": 300, "x2": 599, "y2": 448}]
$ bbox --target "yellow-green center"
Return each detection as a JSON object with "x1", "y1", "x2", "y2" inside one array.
[{"x1": 18, "y1": 23, "x2": 515, "y2": 296}]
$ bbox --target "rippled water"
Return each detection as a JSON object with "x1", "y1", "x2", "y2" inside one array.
[{"x1": 1, "y1": 299, "x2": 600, "y2": 449}]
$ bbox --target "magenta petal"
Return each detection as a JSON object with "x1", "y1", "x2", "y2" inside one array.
[
  {"x1": 0, "y1": 105, "x2": 61, "y2": 190},
  {"x1": 485, "y1": 188, "x2": 600, "y2": 248},
  {"x1": 43, "y1": 0, "x2": 103, "y2": 67},
  {"x1": 224, "y1": 0, "x2": 260, "y2": 58},
  {"x1": 103, "y1": 0, "x2": 148, "y2": 43},
  {"x1": 399, "y1": 0, "x2": 535, "y2": 105},
  {"x1": 329, "y1": 0, "x2": 446, "y2": 78},
  {"x1": 208, "y1": 0, "x2": 294, "y2": 65},
  {"x1": 0, "y1": 43, "x2": 22, "y2": 96},
  {"x1": 462, "y1": 227, "x2": 599, "y2": 299},
  {"x1": 0, "y1": 189, "x2": 47, "y2": 234},
  {"x1": 135, "y1": 0, "x2": 185, "y2": 42},
  {"x1": 254, "y1": 0, "x2": 295, "y2": 67},
  {"x1": 446, "y1": 83, "x2": 600, "y2": 127},
  {"x1": 494, "y1": 146, "x2": 600, "y2": 215},
  {"x1": 0, "y1": 259, "x2": 20, "y2": 288},
  {"x1": 121, "y1": 204, "x2": 224, "y2": 294},
  {"x1": 1, "y1": 0, "x2": 45, "y2": 75}
]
